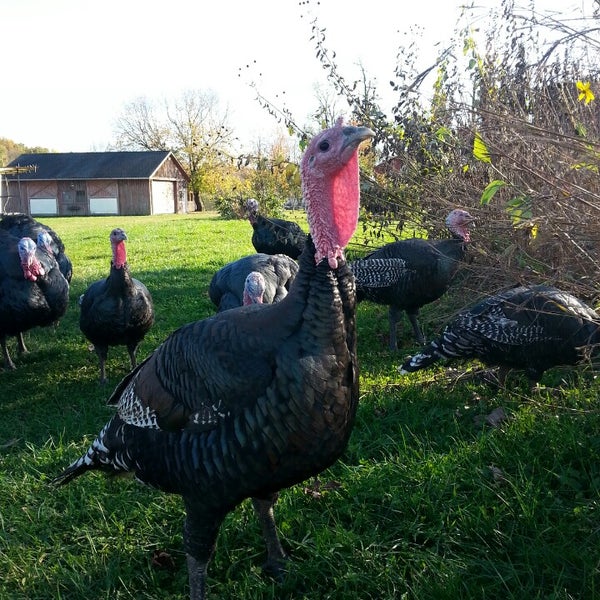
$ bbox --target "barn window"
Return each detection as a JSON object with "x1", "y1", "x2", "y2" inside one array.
[
  {"x1": 30, "y1": 198, "x2": 58, "y2": 215},
  {"x1": 90, "y1": 197, "x2": 118, "y2": 214}
]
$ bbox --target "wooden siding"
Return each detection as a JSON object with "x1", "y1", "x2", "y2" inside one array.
[
  {"x1": 58, "y1": 181, "x2": 87, "y2": 215},
  {"x1": 118, "y1": 180, "x2": 152, "y2": 215}
]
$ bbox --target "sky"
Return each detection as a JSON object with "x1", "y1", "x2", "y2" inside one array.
[{"x1": 1, "y1": 0, "x2": 592, "y2": 155}]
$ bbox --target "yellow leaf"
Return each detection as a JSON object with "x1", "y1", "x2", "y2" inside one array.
[
  {"x1": 576, "y1": 80, "x2": 595, "y2": 105},
  {"x1": 530, "y1": 223, "x2": 538, "y2": 239},
  {"x1": 473, "y1": 133, "x2": 491, "y2": 163}
]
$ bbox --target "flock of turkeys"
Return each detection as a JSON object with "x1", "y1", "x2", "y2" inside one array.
[{"x1": 1, "y1": 120, "x2": 598, "y2": 600}]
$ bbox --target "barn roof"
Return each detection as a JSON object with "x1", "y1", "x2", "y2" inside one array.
[{"x1": 5, "y1": 151, "x2": 185, "y2": 180}]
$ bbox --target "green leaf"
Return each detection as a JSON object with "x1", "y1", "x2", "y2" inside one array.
[
  {"x1": 480, "y1": 179, "x2": 505, "y2": 205},
  {"x1": 473, "y1": 133, "x2": 491, "y2": 163}
]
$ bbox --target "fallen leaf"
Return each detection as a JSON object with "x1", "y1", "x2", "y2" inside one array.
[{"x1": 151, "y1": 549, "x2": 176, "y2": 571}]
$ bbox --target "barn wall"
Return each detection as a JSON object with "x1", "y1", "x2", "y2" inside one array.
[
  {"x1": 57, "y1": 181, "x2": 87, "y2": 215},
  {"x1": 4, "y1": 181, "x2": 55, "y2": 214},
  {"x1": 117, "y1": 180, "x2": 152, "y2": 215}
]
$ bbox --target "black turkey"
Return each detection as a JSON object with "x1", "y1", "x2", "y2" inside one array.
[
  {"x1": 349, "y1": 209, "x2": 475, "y2": 350},
  {"x1": 208, "y1": 252, "x2": 299, "y2": 312},
  {"x1": 79, "y1": 228, "x2": 154, "y2": 384},
  {"x1": 399, "y1": 284, "x2": 600, "y2": 384},
  {"x1": 52, "y1": 119, "x2": 374, "y2": 600},
  {"x1": 245, "y1": 198, "x2": 307, "y2": 259},
  {"x1": 0, "y1": 231, "x2": 69, "y2": 369},
  {"x1": 0, "y1": 213, "x2": 73, "y2": 283}
]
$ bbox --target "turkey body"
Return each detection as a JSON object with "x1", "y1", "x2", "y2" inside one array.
[
  {"x1": 0, "y1": 231, "x2": 69, "y2": 369},
  {"x1": 209, "y1": 252, "x2": 299, "y2": 311},
  {"x1": 79, "y1": 228, "x2": 154, "y2": 383},
  {"x1": 53, "y1": 120, "x2": 374, "y2": 600},
  {"x1": 350, "y1": 209, "x2": 474, "y2": 350},
  {"x1": 399, "y1": 284, "x2": 600, "y2": 383},
  {"x1": 0, "y1": 213, "x2": 73, "y2": 282},
  {"x1": 246, "y1": 199, "x2": 307, "y2": 259}
]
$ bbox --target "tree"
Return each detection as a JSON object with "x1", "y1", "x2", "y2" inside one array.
[
  {"x1": 113, "y1": 90, "x2": 236, "y2": 211},
  {"x1": 0, "y1": 138, "x2": 53, "y2": 165}
]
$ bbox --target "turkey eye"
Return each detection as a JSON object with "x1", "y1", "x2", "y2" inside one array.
[{"x1": 318, "y1": 140, "x2": 330, "y2": 152}]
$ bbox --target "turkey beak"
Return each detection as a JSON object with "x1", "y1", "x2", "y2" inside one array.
[{"x1": 341, "y1": 126, "x2": 375, "y2": 153}]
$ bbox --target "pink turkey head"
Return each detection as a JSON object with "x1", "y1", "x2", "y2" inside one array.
[
  {"x1": 18, "y1": 237, "x2": 45, "y2": 281},
  {"x1": 110, "y1": 228, "x2": 128, "y2": 268},
  {"x1": 243, "y1": 271, "x2": 266, "y2": 305},
  {"x1": 301, "y1": 118, "x2": 374, "y2": 268},
  {"x1": 37, "y1": 230, "x2": 55, "y2": 256},
  {"x1": 245, "y1": 198, "x2": 259, "y2": 224},
  {"x1": 445, "y1": 209, "x2": 475, "y2": 242}
]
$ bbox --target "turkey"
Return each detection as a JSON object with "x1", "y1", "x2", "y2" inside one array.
[
  {"x1": 0, "y1": 231, "x2": 69, "y2": 369},
  {"x1": 242, "y1": 271, "x2": 266, "y2": 305},
  {"x1": 398, "y1": 284, "x2": 600, "y2": 384},
  {"x1": 349, "y1": 208, "x2": 475, "y2": 350},
  {"x1": 245, "y1": 198, "x2": 307, "y2": 259},
  {"x1": 52, "y1": 119, "x2": 374, "y2": 600},
  {"x1": 208, "y1": 252, "x2": 299, "y2": 312},
  {"x1": 79, "y1": 228, "x2": 154, "y2": 384},
  {"x1": 0, "y1": 213, "x2": 73, "y2": 283}
]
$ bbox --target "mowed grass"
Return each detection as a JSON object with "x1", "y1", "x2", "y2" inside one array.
[{"x1": 1, "y1": 213, "x2": 599, "y2": 599}]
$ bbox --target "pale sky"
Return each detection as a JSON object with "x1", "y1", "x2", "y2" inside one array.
[{"x1": 1, "y1": 0, "x2": 592, "y2": 155}]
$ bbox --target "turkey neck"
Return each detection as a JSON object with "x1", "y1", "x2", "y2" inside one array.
[{"x1": 107, "y1": 262, "x2": 132, "y2": 294}]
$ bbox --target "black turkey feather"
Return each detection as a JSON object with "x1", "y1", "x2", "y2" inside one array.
[
  {"x1": 399, "y1": 284, "x2": 600, "y2": 383},
  {"x1": 79, "y1": 228, "x2": 154, "y2": 383},
  {"x1": 0, "y1": 230, "x2": 69, "y2": 369},
  {"x1": 0, "y1": 213, "x2": 73, "y2": 282},
  {"x1": 52, "y1": 119, "x2": 374, "y2": 600},
  {"x1": 245, "y1": 198, "x2": 307, "y2": 259},
  {"x1": 209, "y1": 252, "x2": 299, "y2": 311},
  {"x1": 350, "y1": 209, "x2": 474, "y2": 350}
]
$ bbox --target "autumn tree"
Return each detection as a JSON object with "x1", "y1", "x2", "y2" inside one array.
[
  {"x1": 213, "y1": 129, "x2": 301, "y2": 219},
  {"x1": 0, "y1": 138, "x2": 53, "y2": 166},
  {"x1": 113, "y1": 90, "x2": 236, "y2": 211}
]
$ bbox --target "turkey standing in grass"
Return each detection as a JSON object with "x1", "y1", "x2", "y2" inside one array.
[
  {"x1": 245, "y1": 198, "x2": 307, "y2": 259},
  {"x1": 349, "y1": 209, "x2": 475, "y2": 350},
  {"x1": 79, "y1": 228, "x2": 154, "y2": 384},
  {"x1": 0, "y1": 213, "x2": 73, "y2": 283},
  {"x1": 52, "y1": 119, "x2": 374, "y2": 600},
  {"x1": 398, "y1": 284, "x2": 600, "y2": 385},
  {"x1": 0, "y1": 232, "x2": 69, "y2": 369},
  {"x1": 208, "y1": 253, "x2": 299, "y2": 312}
]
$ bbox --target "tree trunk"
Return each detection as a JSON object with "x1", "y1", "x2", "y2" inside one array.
[{"x1": 193, "y1": 191, "x2": 204, "y2": 212}]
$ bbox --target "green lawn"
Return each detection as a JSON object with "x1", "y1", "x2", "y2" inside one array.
[{"x1": 0, "y1": 213, "x2": 599, "y2": 599}]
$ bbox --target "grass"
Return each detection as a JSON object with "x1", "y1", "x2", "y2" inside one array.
[{"x1": 1, "y1": 212, "x2": 600, "y2": 599}]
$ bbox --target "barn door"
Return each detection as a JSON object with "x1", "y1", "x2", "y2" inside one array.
[{"x1": 151, "y1": 180, "x2": 175, "y2": 214}]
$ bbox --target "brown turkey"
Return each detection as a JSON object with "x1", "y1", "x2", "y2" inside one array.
[
  {"x1": 52, "y1": 119, "x2": 373, "y2": 599},
  {"x1": 349, "y1": 209, "x2": 475, "y2": 350},
  {"x1": 78, "y1": 228, "x2": 154, "y2": 383},
  {"x1": 0, "y1": 231, "x2": 69, "y2": 369}
]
